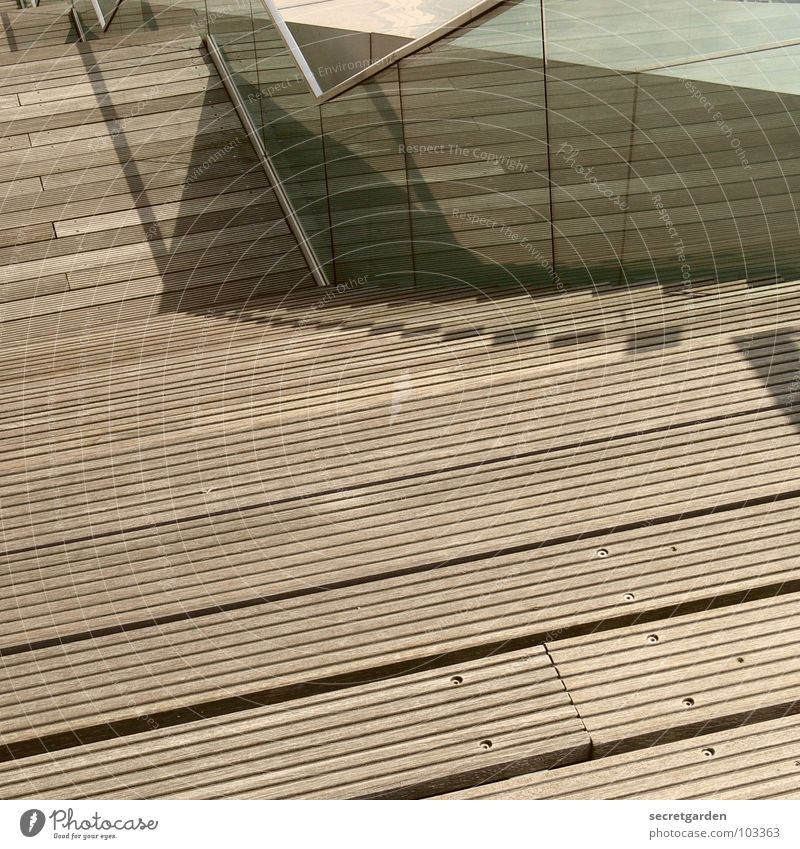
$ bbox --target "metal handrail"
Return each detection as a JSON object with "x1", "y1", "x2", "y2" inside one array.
[
  {"x1": 259, "y1": 0, "x2": 506, "y2": 104},
  {"x1": 205, "y1": 34, "x2": 330, "y2": 288},
  {"x1": 70, "y1": 0, "x2": 124, "y2": 39}
]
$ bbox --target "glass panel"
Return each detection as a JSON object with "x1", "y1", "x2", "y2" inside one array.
[
  {"x1": 545, "y1": 0, "x2": 800, "y2": 72},
  {"x1": 624, "y1": 44, "x2": 800, "y2": 286},
  {"x1": 545, "y1": 60, "x2": 634, "y2": 289},
  {"x1": 545, "y1": 0, "x2": 800, "y2": 290},
  {"x1": 208, "y1": 0, "x2": 334, "y2": 276},
  {"x1": 206, "y1": 0, "x2": 800, "y2": 294},
  {"x1": 399, "y1": 0, "x2": 551, "y2": 293},
  {"x1": 320, "y1": 67, "x2": 413, "y2": 285}
]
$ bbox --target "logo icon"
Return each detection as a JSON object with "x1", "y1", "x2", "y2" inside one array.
[{"x1": 19, "y1": 810, "x2": 45, "y2": 837}]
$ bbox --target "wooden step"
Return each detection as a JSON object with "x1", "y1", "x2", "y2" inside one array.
[
  {"x1": 3, "y1": 298, "x2": 796, "y2": 462},
  {"x1": 3, "y1": 483, "x2": 800, "y2": 716},
  {"x1": 0, "y1": 31, "x2": 197, "y2": 68},
  {"x1": 2, "y1": 366, "x2": 799, "y2": 553}
]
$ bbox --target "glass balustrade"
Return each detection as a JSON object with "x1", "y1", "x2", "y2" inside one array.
[{"x1": 204, "y1": 0, "x2": 800, "y2": 292}]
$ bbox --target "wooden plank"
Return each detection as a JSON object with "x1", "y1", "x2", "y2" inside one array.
[
  {"x1": 0, "y1": 395, "x2": 784, "y2": 546},
  {"x1": 0, "y1": 221, "x2": 52, "y2": 249},
  {"x1": 0, "y1": 273, "x2": 67, "y2": 303},
  {"x1": 0, "y1": 45, "x2": 205, "y2": 89},
  {"x1": 0, "y1": 159, "x2": 266, "y2": 223},
  {"x1": 28, "y1": 98, "x2": 228, "y2": 146},
  {"x1": 0, "y1": 133, "x2": 28, "y2": 152},
  {"x1": 66, "y1": 232, "x2": 301, "y2": 289},
  {"x1": 0, "y1": 261, "x2": 308, "y2": 322},
  {"x1": 547, "y1": 594, "x2": 800, "y2": 757},
  {"x1": 0, "y1": 55, "x2": 214, "y2": 99},
  {"x1": 1, "y1": 272, "x2": 791, "y2": 417},
  {"x1": 442, "y1": 714, "x2": 800, "y2": 799},
  {"x1": 17, "y1": 64, "x2": 216, "y2": 105},
  {"x1": 54, "y1": 187, "x2": 272, "y2": 238},
  {"x1": 0, "y1": 170, "x2": 269, "y2": 240},
  {"x1": 38, "y1": 146, "x2": 257, "y2": 192},
  {"x1": 0, "y1": 88, "x2": 233, "y2": 140},
  {"x1": 0, "y1": 265, "x2": 771, "y2": 394},
  {"x1": 3, "y1": 310, "x2": 797, "y2": 480},
  {"x1": 0, "y1": 204, "x2": 281, "y2": 279},
  {"x1": 3, "y1": 480, "x2": 800, "y2": 706},
  {"x1": 0, "y1": 127, "x2": 239, "y2": 183},
  {"x1": 0, "y1": 112, "x2": 242, "y2": 173},
  {"x1": 0, "y1": 33, "x2": 200, "y2": 70},
  {"x1": 0, "y1": 648, "x2": 589, "y2": 798},
  {"x1": 0, "y1": 176, "x2": 41, "y2": 199},
  {"x1": 1, "y1": 77, "x2": 225, "y2": 126}
]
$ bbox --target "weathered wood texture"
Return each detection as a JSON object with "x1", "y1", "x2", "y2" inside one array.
[
  {"x1": 0, "y1": 649, "x2": 589, "y2": 799},
  {"x1": 442, "y1": 714, "x2": 800, "y2": 799}
]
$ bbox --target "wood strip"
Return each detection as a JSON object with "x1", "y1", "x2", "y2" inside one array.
[
  {"x1": 54, "y1": 187, "x2": 270, "y2": 238},
  {"x1": 0, "y1": 46, "x2": 205, "y2": 91},
  {"x1": 0, "y1": 275, "x2": 792, "y2": 421},
  {"x1": 27, "y1": 96, "x2": 226, "y2": 146},
  {"x1": 65, "y1": 232, "x2": 301, "y2": 289},
  {"x1": 0, "y1": 205, "x2": 282, "y2": 284},
  {"x1": 1, "y1": 77, "x2": 225, "y2": 126},
  {"x1": 3, "y1": 481, "x2": 800, "y2": 699},
  {"x1": 0, "y1": 169, "x2": 267, "y2": 240},
  {"x1": 441, "y1": 714, "x2": 800, "y2": 800},
  {"x1": 0, "y1": 261, "x2": 307, "y2": 323},
  {"x1": 4, "y1": 383, "x2": 799, "y2": 552},
  {"x1": 0, "y1": 88, "x2": 234, "y2": 139},
  {"x1": 0, "y1": 112, "x2": 242, "y2": 173},
  {"x1": 39, "y1": 139, "x2": 254, "y2": 189},
  {"x1": 547, "y1": 594, "x2": 800, "y2": 756},
  {"x1": 0, "y1": 56, "x2": 213, "y2": 98},
  {"x1": 0, "y1": 176, "x2": 41, "y2": 199},
  {"x1": 1, "y1": 270, "x2": 798, "y2": 552},
  {"x1": 0, "y1": 273, "x2": 67, "y2": 304},
  {"x1": 0, "y1": 648, "x2": 589, "y2": 799},
  {"x1": 17, "y1": 64, "x2": 216, "y2": 105}
]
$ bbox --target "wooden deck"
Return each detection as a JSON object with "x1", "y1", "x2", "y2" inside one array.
[{"x1": 1, "y1": 15, "x2": 800, "y2": 801}]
